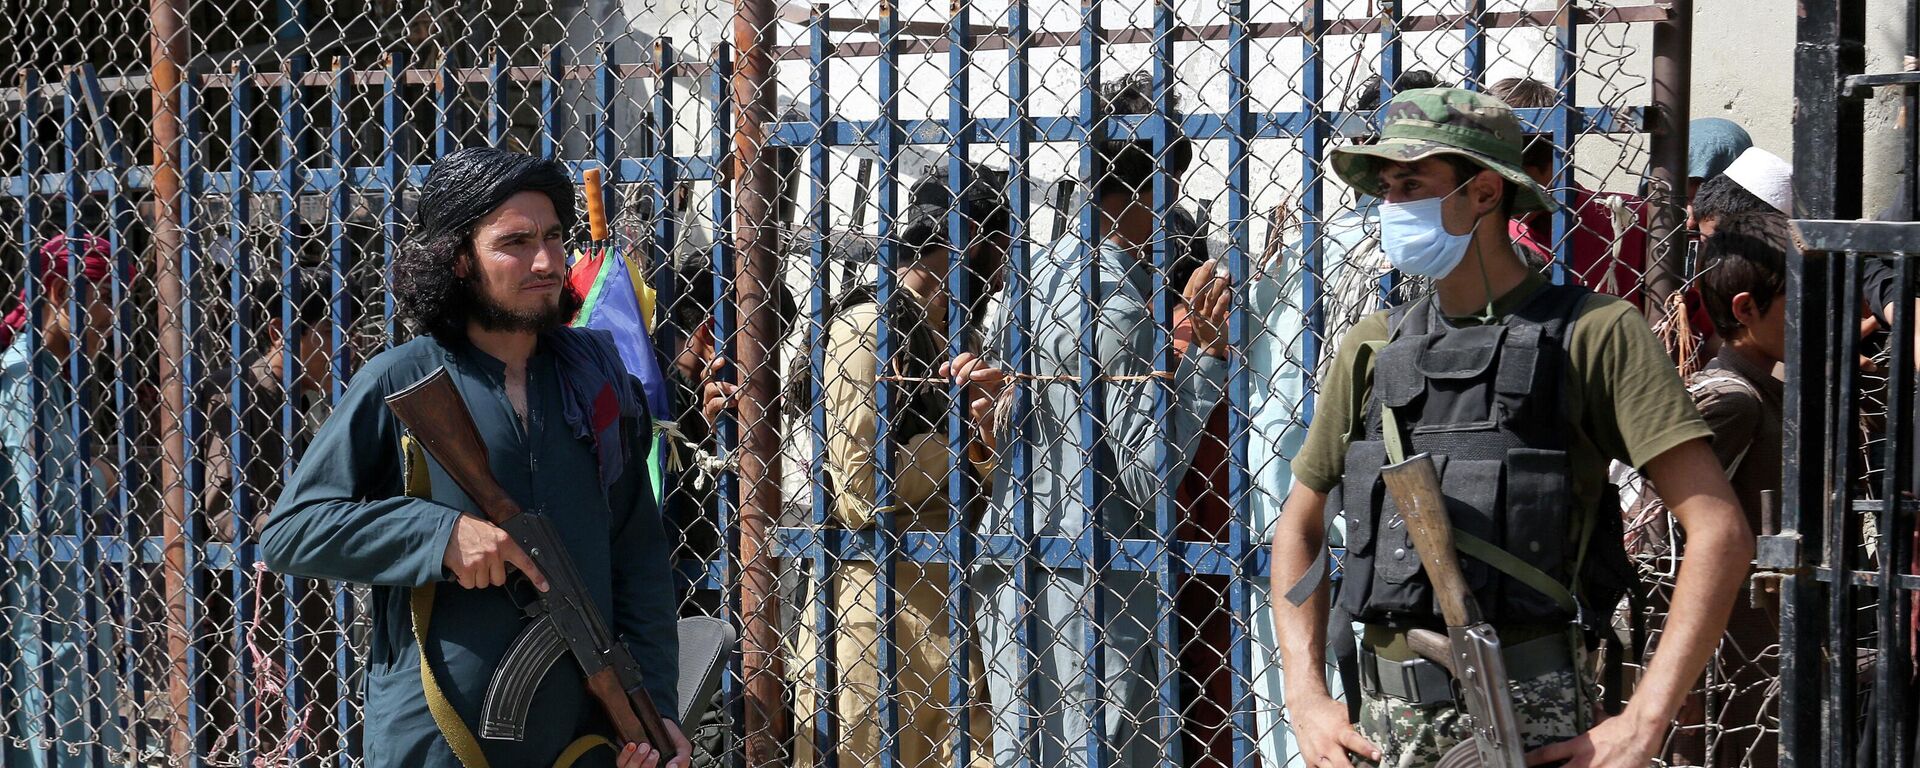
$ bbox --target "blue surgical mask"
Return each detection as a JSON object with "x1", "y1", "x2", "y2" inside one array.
[{"x1": 1379, "y1": 195, "x2": 1474, "y2": 279}]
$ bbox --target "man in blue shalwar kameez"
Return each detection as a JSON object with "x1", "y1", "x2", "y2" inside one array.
[{"x1": 263, "y1": 148, "x2": 688, "y2": 768}]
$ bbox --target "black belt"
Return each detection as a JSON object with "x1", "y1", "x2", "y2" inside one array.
[{"x1": 1357, "y1": 632, "x2": 1575, "y2": 707}]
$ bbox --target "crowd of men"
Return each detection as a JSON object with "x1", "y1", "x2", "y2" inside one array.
[{"x1": 0, "y1": 70, "x2": 1820, "y2": 768}]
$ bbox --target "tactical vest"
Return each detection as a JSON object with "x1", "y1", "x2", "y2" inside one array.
[{"x1": 1338, "y1": 282, "x2": 1632, "y2": 627}]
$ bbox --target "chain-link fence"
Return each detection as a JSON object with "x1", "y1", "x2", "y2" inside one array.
[{"x1": 0, "y1": 0, "x2": 1788, "y2": 765}]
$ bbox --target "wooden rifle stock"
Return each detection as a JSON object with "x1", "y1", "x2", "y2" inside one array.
[{"x1": 385, "y1": 367, "x2": 677, "y2": 754}]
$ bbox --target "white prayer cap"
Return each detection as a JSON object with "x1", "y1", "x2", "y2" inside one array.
[{"x1": 1722, "y1": 147, "x2": 1794, "y2": 215}]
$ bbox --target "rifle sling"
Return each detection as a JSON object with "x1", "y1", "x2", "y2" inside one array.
[{"x1": 403, "y1": 435, "x2": 618, "y2": 768}]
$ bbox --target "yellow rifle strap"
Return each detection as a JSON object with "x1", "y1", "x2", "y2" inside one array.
[
  {"x1": 553, "y1": 736, "x2": 616, "y2": 767},
  {"x1": 403, "y1": 436, "x2": 624, "y2": 768},
  {"x1": 402, "y1": 435, "x2": 494, "y2": 768}
]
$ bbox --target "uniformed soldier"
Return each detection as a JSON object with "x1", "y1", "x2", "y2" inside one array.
[{"x1": 1268, "y1": 88, "x2": 1754, "y2": 768}]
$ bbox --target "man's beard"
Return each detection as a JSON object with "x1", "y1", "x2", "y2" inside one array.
[{"x1": 464, "y1": 272, "x2": 578, "y2": 333}]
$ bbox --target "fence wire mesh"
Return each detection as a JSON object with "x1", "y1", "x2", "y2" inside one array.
[{"x1": 0, "y1": 0, "x2": 1781, "y2": 766}]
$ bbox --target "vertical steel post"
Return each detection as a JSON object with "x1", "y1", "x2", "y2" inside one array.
[
  {"x1": 59, "y1": 67, "x2": 110, "y2": 768},
  {"x1": 1794, "y1": 0, "x2": 1867, "y2": 221},
  {"x1": 1224, "y1": 0, "x2": 1256, "y2": 761},
  {"x1": 1074, "y1": 0, "x2": 1107, "y2": 762},
  {"x1": 942, "y1": 0, "x2": 979, "y2": 764},
  {"x1": 225, "y1": 58, "x2": 260, "y2": 768},
  {"x1": 803, "y1": 8, "x2": 838, "y2": 765},
  {"x1": 148, "y1": 0, "x2": 196, "y2": 751},
  {"x1": 1778, "y1": 242, "x2": 1831, "y2": 768},
  {"x1": 1002, "y1": 0, "x2": 1040, "y2": 760},
  {"x1": 276, "y1": 55, "x2": 310, "y2": 765},
  {"x1": 1547, "y1": 0, "x2": 1577, "y2": 288},
  {"x1": 1825, "y1": 255, "x2": 1864, "y2": 768},
  {"x1": 871, "y1": 4, "x2": 902, "y2": 763},
  {"x1": 487, "y1": 48, "x2": 509, "y2": 148},
  {"x1": 731, "y1": 0, "x2": 787, "y2": 752},
  {"x1": 1147, "y1": 0, "x2": 1181, "y2": 763},
  {"x1": 705, "y1": 41, "x2": 744, "y2": 768},
  {"x1": 381, "y1": 52, "x2": 407, "y2": 341},
  {"x1": 1645, "y1": 0, "x2": 1692, "y2": 309},
  {"x1": 326, "y1": 55, "x2": 357, "y2": 767},
  {"x1": 177, "y1": 69, "x2": 209, "y2": 764}
]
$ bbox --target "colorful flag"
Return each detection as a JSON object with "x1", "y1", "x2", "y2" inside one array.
[{"x1": 572, "y1": 248, "x2": 674, "y2": 505}]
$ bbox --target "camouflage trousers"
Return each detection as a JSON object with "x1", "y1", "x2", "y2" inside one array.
[{"x1": 1356, "y1": 648, "x2": 1597, "y2": 768}]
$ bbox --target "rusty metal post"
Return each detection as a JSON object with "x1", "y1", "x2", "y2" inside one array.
[
  {"x1": 731, "y1": 0, "x2": 786, "y2": 761},
  {"x1": 1643, "y1": 0, "x2": 1691, "y2": 311},
  {"x1": 148, "y1": 0, "x2": 194, "y2": 757}
]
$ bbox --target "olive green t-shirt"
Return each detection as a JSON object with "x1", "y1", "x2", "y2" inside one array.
[{"x1": 1294, "y1": 271, "x2": 1713, "y2": 540}]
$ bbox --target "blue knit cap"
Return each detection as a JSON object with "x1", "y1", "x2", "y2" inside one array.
[{"x1": 1688, "y1": 118, "x2": 1754, "y2": 180}]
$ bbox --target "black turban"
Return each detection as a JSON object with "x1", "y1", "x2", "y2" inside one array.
[{"x1": 412, "y1": 147, "x2": 577, "y2": 242}]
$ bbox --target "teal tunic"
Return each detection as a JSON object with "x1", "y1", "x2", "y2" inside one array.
[{"x1": 263, "y1": 332, "x2": 679, "y2": 767}]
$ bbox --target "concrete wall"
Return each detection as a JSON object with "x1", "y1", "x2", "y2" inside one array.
[{"x1": 1691, "y1": 0, "x2": 1911, "y2": 216}]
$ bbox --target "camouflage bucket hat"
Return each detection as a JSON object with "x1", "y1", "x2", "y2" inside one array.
[{"x1": 1331, "y1": 87, "x2": 1558, "y2": 214}]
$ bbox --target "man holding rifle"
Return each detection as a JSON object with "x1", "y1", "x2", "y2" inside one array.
[
  {"x1": 1269, "y1": 89, "x2": 1752, "y2": 768},
  {"x1": 264, "y1": 148, "x2": 688, "y2": 768}
]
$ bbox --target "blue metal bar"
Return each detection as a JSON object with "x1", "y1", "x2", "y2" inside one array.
[
  {"x1": 1225, "y1": 0, "x2": 1258, "y2": 760},
  {"x1": 76, "y1": 60, "x2": 145, "y2": 766},
  {"x1": 1145, "y1": 0, "x2": 1181, "y2": 764},
  {"x1": 942, "y1": 0, "x2": 979, "y2": 763},
  {"x1": 649, "y1": 39, "x2": 682, "y2": 379},
  {"x1": 179, "y1": 67, "x2": 212, "y2": 765},
  {"x1": 327, "y1": 55, "x2": 357, "y2": 767},
  {"x1": 58, "y1": 66, "x2": 110, "y2": 768},
  {"x1": 0, "y1": 105, "x2": 1630, "y2": 197},
  {"x1": 704, "y1": 42, "x2": 744, "y2": 768},
  {"x1": 872, "y1": 3, "x2": 903, "y2": 763},
  {"x1": 804, "y1": 7, "x2": 840, "y2": 765},
  {"x1": 540, "y1": 46, "x2": 564, "y2": 159},
  {"x1": 381, "y1": 51, "x2": 407, "y2": 345},
  {"x1": 0, "y1": 150, "x2": 727, "y2": 196},
  {"x1": 488, "y1": 47, "x2": 509, "y2": 147},
  {"x1": 754, "y1": 106, "x2": 1636, "y2": 148},
  {"x1": 435, "y1": 55, "x2": 458, "y2": 157},
  {"x1": 15, "y1": 67, "x2": 55, "y2": 768},
  {"x1": 1002, "y1": 0, "x2": 1040, "y2": 758},
  {"x1": 1074, "y1": 0, "x2": 1107, "y2": 762},
  {"x1": 773, "y1": 529, "x2": 1280, "y2": 575},
  {"x1": 225, "y1": 57, "x2": 261, "y2": 768},
  {"x1": 1299, "y1": 0, "x2": 1326, "y2": 428},
  {"x1": 1377, "y1": 0, "x2": 1404, "y2": 302},
  {"x1": 0, "y1": 529, "x2": 1283, "y2": 577},
  {"x1": 1548, "y1": 0, "x2": 1577, "y2": 286},
  {"x1": 276, "y1": 55, "x2": 310, "y2": 763},
  {"x1": 1463, "y1": 0, "x2": 1487, "y2": 90},
  {"x1": 595, "y1": 44, "x2": 618, "y2": 176}
]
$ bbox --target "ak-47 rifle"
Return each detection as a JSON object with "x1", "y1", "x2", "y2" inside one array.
[
  {"x1": 386, "y1": 368, "x2": 678, "y2": 754},
  {"x1": 1381, "y1": 453, "x2": 1526, "y2": 768}
]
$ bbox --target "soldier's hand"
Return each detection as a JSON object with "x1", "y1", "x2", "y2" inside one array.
[
  {"x1": 442, "y1": 515, "x2": 549, "y2": 592},
  {"x1": 1289, "y1": 693, "x2": 1379, "y2": 768},
  {"x1": 1525, "y1": 712, "x2": 1661, "y2": 768},
  {"x1": 614, "y1": 719, "x2": 691, "y2": 768}
]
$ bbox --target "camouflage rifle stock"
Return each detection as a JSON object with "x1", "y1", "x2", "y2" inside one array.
[{"x1": 1381, "y1": 452, "x2": 1526, "y2": 768}]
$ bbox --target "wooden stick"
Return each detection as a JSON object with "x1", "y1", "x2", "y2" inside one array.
[{"x1": 584, "y1": 167, "x2": 610, "y2": 243}]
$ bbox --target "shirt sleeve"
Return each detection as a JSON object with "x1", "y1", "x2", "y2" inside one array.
[
  {"x1": 822, "y1": 307, "x2": 954, "y2": 528},
  {"x1": 259, "y1": 363, "x2": 464, "y2": 587},
  {"x1": 611, "y1": 396, "x2": 681, "y2": 718},
  {"x1": 1570, "y1": 297, "x2": 1714, "y2": 469},
  {"x1": 1291, "y1": 314, "x2": 1389, "y2": 494},
  {"x1": 1097, "y1": 283, "x2": 1228, "y2": 508}
]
